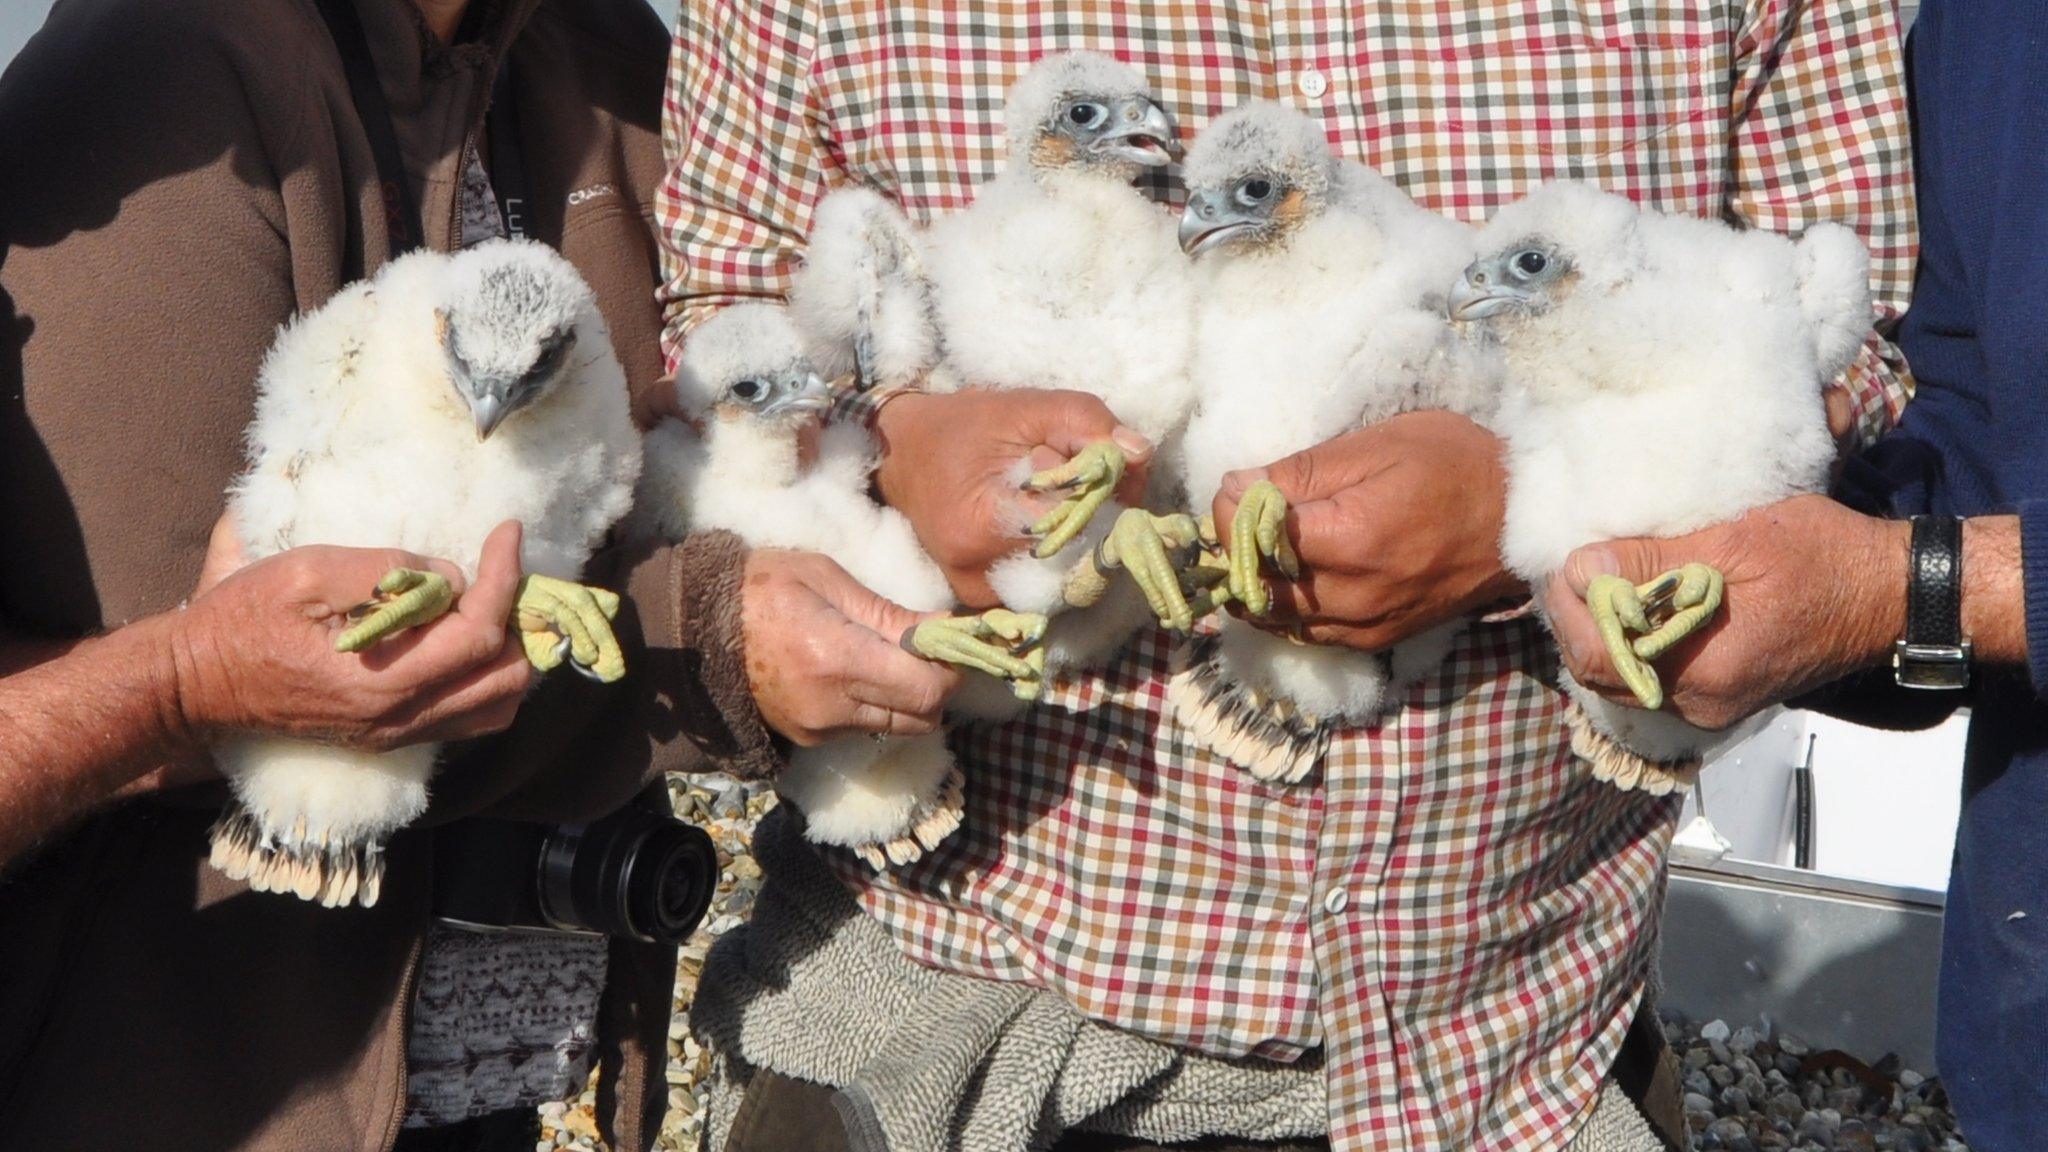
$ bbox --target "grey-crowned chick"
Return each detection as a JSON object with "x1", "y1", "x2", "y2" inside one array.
[
  {"x1": 1452, "y1": 180, "x2": 1870, "y2": 792},
  {"x1": 214, "y1": 238, "x2": 642, "y2": 907},
  {"x1": 791, "y1": 51, "x2": 1199, "y2": 722},
  {"x1": 1169, "y1": 101, "x2": 1502, "y2": 784}
]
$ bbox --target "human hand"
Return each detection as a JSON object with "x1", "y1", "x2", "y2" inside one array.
[
  {"x1": 1210, "y1": 410, "x2": 1524, "y2": 649},
  {"x1": 170, "y1": 521, "x2": 535, "y2": 751},
  {"x1": 739, "y1": 548, "x2": 963, "y2": 745},
  {"x1": 1541, "y1": 494, "x2": 1908, "y2": 730},
  {"x1": 873, "y1": 389, "x2": 1154, "y2": 607}
]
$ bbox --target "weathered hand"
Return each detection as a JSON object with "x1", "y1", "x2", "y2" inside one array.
[
  {"x1": 172, "y1": 520, "x2": 534, "y2": 751},
  {"x1": 740, "y1": 548, "x2": 962, "y2": 746},
  {"x1": 1209, "y1": 411, "x2": 1524, "y2": 649},
  {"x1": 873, "y1": 389, "x2": 1154, "y2": 607},
  {"x1": 1542, "y1": 495, "x2": 1909, "y2": 730}
]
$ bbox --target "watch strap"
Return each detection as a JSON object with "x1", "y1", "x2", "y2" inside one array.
[
  {"x1": 1906, "y1": 514, "x2": 1963, "y2": 647},
  {"x1": 1895, "y1": 514, "x2": 1970, "y2": 690}
]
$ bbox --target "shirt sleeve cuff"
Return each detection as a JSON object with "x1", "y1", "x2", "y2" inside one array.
[{"x1": 623, "y1": 530, "x2": 786, "y2": 781}]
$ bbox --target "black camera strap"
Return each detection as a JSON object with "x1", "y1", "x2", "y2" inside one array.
[
  {"x1": 315, "y1": 0, "x2": 425, "y2": 254},
  {"x1": 315, "y1": 0, "x2": 531, "y2": 254},
  {"x1": 488, "y1": 61, "x2": 531, "y2": 241}
]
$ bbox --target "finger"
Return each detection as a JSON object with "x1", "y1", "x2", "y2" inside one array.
[
  {"x1": 1542, "y1": 572, "x2": 1630, "y2": 697},
  {"x1": 831, "y1": 573, "x2": 929, "y2": 641},
  {"x1": 457, "y1": 521, "x2": 524, "y2": 626},
  {"x1": 388, "y1": 648, "x2": 534, "y2": 742},
  {"x1": 1106, "y1": 427, "x2": 1154, "y2": 506},
  {"x1": 1824, "y1": 385, "x2": 1856, "y2": 443},
  {"x1": 1556, "y1": 537, "x2": 1638, "y2": 590},
  {"x1": 847, "y1": 627, "x2": 960, "y2": 712},
  {"x1": 845, "y1": 701, "x2": 941, "y2": 739},
  {"x1": 408, "y1": 693, "x2": 527, "y2": 746}
]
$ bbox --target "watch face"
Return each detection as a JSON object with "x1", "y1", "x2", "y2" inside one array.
[{"x1": 1894, "y1": 641, "x2": 1973, "y2": 691}]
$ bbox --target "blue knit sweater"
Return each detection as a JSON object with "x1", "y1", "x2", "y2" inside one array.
[{"x1": 1851, "y1": 2, "x2": 2048, "y2": 1144}]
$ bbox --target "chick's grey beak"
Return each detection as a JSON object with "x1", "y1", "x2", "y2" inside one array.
[
  {"x1": 1178, "y1": 189, "x2": 1255, "y2": 256},
  {"x1": 1096, "y1": 98, "x2": 1176, "y2": 166},
  {"x1": 1446, "y1": 261, "x2": 1530, "y2": 321},
  {"x1": 471, "y1": 388, "x2": 510, "y2": 441},
  {"x1": 763, "y1": 371, "x2": 831, "y2": 418}
]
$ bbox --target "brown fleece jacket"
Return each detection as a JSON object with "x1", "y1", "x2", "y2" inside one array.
[{"x1": 0, "y1": 1, "x2": 776, "y2": 1148}]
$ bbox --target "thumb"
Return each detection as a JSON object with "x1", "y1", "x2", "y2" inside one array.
[
  {"x1": 458, "y1": 520, "x2": 525, "y2": 627},
  {"x1": 1559, "y1": 536, "x2": 1668, "y2": 597}
]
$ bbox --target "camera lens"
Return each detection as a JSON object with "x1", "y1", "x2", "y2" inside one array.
[{"x1": 625, "y1": 822, "x2": 719, "y2": 945}]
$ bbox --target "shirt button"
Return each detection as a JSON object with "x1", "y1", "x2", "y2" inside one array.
[
  {"x1": 1323, "y1": 887, "x2": 1350, "y2": 915},
  {"x1": 1296, "y1": 68, "x2": 1329, "y2": 100}
]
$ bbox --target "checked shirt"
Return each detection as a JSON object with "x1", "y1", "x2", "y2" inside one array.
[{"x1": 654, "y1": 3, "x2": 1915, "y2": 1150}]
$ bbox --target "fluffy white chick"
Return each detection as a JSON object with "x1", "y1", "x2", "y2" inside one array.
[
  {"x1": 791, "y1": 52, "x2": 1197, "y2": 720},
  {"x1": 635, "y1": 304, "x2": 1045, "y2": 867},
  {"x1": 214, "y1": 239, "x2": 643, "y2": 907},
  {"x1": 1169, "y1": 101, "x2": 1501, "y2": 784},
  {"x1": 1452, "y1": 180, "x2": 1870, "y2": 791}
]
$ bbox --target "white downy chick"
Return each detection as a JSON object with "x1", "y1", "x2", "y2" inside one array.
[
  {"x1": 1170, "y1": 101, "x2": 1501, "y2": 784},
  {"x1": 216, "y1": 239, "x2": 642, "y2": 907},
  {"x1": 1453, "y1": 180, "x2": 1870, "y2": 789},
  {"x1": 793, "y1": 52, "x2": 1195, "y2": 721},
  {"x1": 635, "y1": 304, "x2": 970, "y2": 868}
]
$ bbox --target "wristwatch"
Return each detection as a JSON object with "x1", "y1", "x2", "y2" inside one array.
[{"x1": 1892, "y1": 514, "x2": 1972, "y2": 690}]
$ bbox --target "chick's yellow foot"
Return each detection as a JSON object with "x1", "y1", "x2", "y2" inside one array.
[
  {"x1": 1025, "y1": 441, "x2": 1125, "y2": 558},
  {"x1": 515, "y1": 575, "x2": 625, "y2": 683},
  {"x1": 1229, "y1": 480, "x2": 1300, "y2": 616},
  {"x1": 1629, "y1": 564, "x2": 1725, "y2": 661},
  {"x1": 1100, "y1": 509, "x2": 1209, "y2": 631},
  {"x1": 1583, "y1": 563, "x2": 1724, "y2": 710},
  {"x1": 1178, "y1": 525, "x2": 1237, "y2": 620},
  {"x1": 335, "y1": 568, "x2": 457, "y2": 653},
  {"x1": 904, "y1": 609, "x2": 1049, "y2": 700}
]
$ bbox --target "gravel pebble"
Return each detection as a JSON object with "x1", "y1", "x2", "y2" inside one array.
[{"x1": 1671, "y1": 1020, "x2": 1969, "y2": 1152}]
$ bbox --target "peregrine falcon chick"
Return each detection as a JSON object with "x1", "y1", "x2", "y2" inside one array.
[
  {"x1": 1453, "y1": 180, "x2": 1871, "y2": 792},
  {"x1": 212, "y1": 239, "x2": 643, "y2": 907}
]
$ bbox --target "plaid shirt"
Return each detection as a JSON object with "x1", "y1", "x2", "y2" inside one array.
[{"x1": 655, "y1": 3, "x2": 1915, "y2": 1149}]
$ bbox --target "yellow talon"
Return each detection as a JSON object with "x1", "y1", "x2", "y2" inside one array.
[
  {"x1": 1583, "y1": 564, "x2": 1723, "y2": 710},
  {"x1": 1025, "y1": 441, "x2": 1125, "y2": 558},
  {"x1": 1229, "y1": 480, "x2": 1298, "y2": 616},
  {"x1": 1630, "y1": 564, "x2": 1724, "y2": 662},
  {"x1": 335, "y1": 568, "x2": 456, "y2": 653},
  {"x1": 514, "y1": 574, "x2": 627, "y2": 683},
  {"x1": 904, "y1": 609, "x2": 1049, "y2": 700},
  {"x1": 1098, "y1": 510, "x2": 1203, "y2": 632}
]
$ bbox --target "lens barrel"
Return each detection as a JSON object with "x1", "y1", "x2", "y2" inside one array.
[{"x1": 536, "y1": 813, "x2": 719, "y2": 944}]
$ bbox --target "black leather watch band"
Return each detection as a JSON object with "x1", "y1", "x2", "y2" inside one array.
[{"x1": 1895, "y1": 514, "x2": 1971, "y2": 690}]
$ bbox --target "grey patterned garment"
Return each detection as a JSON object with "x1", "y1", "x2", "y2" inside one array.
[
  {"x1": 403, "y1": 924, "x2": 609, "y2": 1128},
  {"x1": 401, "y1": 149, "x2": 612, "y2": 1129}
]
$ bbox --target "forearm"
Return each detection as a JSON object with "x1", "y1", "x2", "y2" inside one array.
[
  {"x1": 1960, "y1": 516, "x2": 2028, "y2": 665},
  {"x1": 0, "y1": 614, "x2": 193, "y2": 865}
]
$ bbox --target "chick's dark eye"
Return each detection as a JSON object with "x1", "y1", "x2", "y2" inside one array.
[
  {"x1": 1235, "y1": 177, "x2": 1273, "y2": 206},
  {"x1": 1513, "y1": 250, "x2": 1549, "y2": 277},
  {"x1": 1068, "y1": 102, "x2": 1103, "y2": 126},
  {"x1": 731, "y1": 379, "x2": 765, "y2": 402}
]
